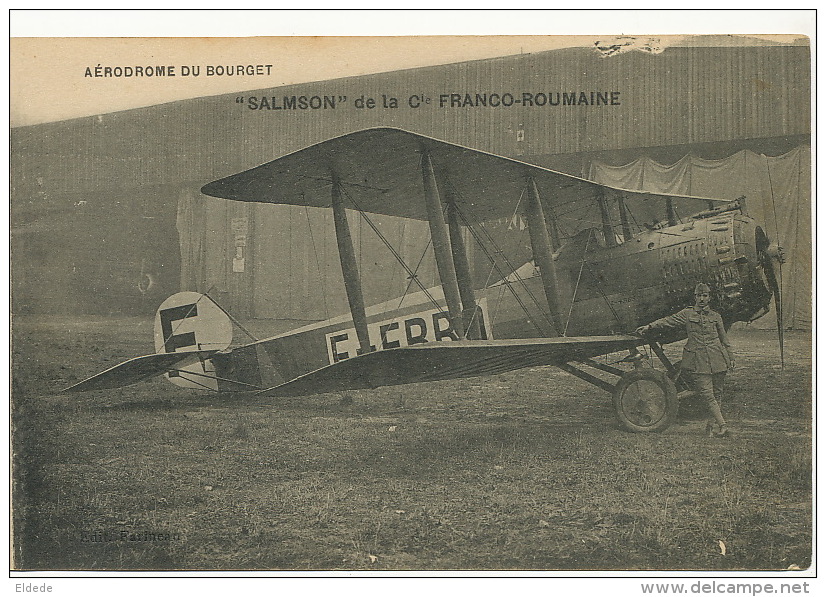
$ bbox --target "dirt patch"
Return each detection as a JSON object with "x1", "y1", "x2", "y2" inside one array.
[{"x1": 11, "y1": 317, "x2": 812, "y2": 570}]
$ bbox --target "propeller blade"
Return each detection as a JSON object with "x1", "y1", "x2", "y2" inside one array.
[
  {"x1": 763, "y1": 256, "x2": 785, "y2": 370},
  {"x1": 775, "y1": 264, "x2": 784, "y2": 371}
]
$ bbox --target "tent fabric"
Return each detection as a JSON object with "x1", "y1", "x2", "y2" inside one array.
[
  {"x1": 177, "y1": 186, "x2": 441, "y2": 321},
  {"x1": 588, "y1": 146, "x2": 811, "y2": 330},
  {"x1": 177, "y1": 189, "x2": 230, "y2": 295}
]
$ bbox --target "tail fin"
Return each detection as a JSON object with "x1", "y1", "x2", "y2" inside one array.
[{"x1": 153, "y1": 292, "x2": 233, "y2": 390}]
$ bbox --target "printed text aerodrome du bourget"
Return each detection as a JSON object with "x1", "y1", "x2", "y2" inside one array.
[{"x1": 80, "y1": 66, "x2": 620, "y2": 110}]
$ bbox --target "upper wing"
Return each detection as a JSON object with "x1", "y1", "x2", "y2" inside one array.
[
  {"x1": 201, "y1": 127, "x2": 729, "y2": 225},
  {"x1": 63, "y1": 351, "x2": 216, "y2": 393},
  {"x1": 257, "y1": 336, "x2": 637, "y2": 397}
]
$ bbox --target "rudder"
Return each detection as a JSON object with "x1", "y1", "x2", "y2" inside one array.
[{"x1": 153, "y1": 292, "x2": 233, "y2": 390}]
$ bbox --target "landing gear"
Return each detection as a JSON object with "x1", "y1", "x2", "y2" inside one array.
[
  {"x1": 612, "y1": 368, "x2": 678, "y2": 433},
  {"x1": 565, "y1": 344, "x2": 679, "y2": 432}
]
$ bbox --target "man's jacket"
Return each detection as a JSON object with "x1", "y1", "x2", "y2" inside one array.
[{"x1": 647, "y1": 306, "x2": 733, "y2": 373}]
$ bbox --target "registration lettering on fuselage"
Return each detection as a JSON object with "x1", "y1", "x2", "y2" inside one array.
[{"x1": 325, "y1": 299, "x2": 490, "y2": 364}]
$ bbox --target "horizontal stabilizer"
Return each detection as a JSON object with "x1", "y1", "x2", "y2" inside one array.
[
  {"x1": 257, "y1": 336, "x2": 638, "y2": 397},
  {"x1": 63, "y1": 351, "x2": 216, "y2": 393}
]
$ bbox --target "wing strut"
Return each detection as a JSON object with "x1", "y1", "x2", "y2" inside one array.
[
  {"x1": 331, "y1": 175, "x2": 374, "y2": 355},
  {"x1": 665, "y1": 197, "x2": 678, "y2": 226},
  {"x1": 446, "y1": 196, "x2": 484, "y2": 339},
  {"x1": 525, "y1": 177, "x2": 563, "y2": 336},
  {"x1": 617, "y1": 193, "x2": 634, "y2": 241},
  {"x1": 546, "y1": 195, "x2": 562, "y2": 252},
  {"x1": 596, "y1": 188, "x2": 619, "y2": 248},
  {"x1": 420, "y1": 150, "x2": 465, "y2": 339}
]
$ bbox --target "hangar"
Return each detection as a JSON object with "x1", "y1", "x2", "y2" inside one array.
[{"x1": 10, "y1": 37, "x2": 811, "y2": 330}]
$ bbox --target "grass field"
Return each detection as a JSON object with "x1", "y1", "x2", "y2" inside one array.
[{"x1": 11, "y1": 316, "x2": 812, "y2": 571}]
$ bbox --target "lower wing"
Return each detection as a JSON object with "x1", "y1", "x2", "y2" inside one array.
[{"x1": 258, "y1": 336, "x2": 638, "y2": 397}]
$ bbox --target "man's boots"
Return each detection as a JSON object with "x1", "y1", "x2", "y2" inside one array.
[{"x1": 708, "y1": 402, "x2": 730, "y2": 437}]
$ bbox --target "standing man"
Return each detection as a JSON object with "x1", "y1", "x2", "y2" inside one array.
[{"x1": 635, "y1": 283, "x2": 735, "y2": 437}]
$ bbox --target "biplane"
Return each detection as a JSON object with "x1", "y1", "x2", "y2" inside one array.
[{"x1": 65, "y1": 128, "x2": 784, "y2": 432}]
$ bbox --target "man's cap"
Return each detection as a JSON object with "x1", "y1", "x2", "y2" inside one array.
[{"x1": 694, "y1": 283, "x2": 711, "y2": 295}]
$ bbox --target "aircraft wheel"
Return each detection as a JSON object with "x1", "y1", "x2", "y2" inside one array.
[{"x1": 612, "y1": 369, "x2": 678, "y2": 433}]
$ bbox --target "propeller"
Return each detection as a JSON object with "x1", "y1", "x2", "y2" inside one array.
[
  {"x1": 763, "y1": 157, "x2": 786, "y2": 370},
  {"x1": 759, "y1": 242, "x2": 785, "y2": 370}
]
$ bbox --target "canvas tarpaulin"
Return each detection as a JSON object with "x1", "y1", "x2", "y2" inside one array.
[{"x1": 588, "y1": 146, "x2": 811, "y2": 330}]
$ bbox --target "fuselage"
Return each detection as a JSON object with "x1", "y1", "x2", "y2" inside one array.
[
  {"x1": 484, "y1": 205, "x2": 774, "y2": 342},
  {"x1": 212, "y1": 205, "x2": 774, "y2": 392}
]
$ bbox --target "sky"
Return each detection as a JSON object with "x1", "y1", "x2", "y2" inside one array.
[{"x1": 8, "y1": 10, "x2": 814, "y2": 127}]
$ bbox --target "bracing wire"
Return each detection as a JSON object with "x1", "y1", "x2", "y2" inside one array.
[
  {"x1": 465, "y1": 221, "x2": 547, "y2": 336},
  {"x1": 563, "y1": 230, "x2": 593, "y2": 336},
  {"x1": 388, "y1": 218, "x2": 407, "y2": 302},
  {"x1": 447, "y1": 184, "x2": 556, "y2": 337},
  {"x1": 203, "y1": 290, "x2": 260, "y2": 344},
  {"x1": 397, "y1": 236, "x2": 434, "y2": 311},
  {"x1": 170, "y1": 374, "x2": 220, "y2": 392},
  {"x1": 468, "y1": 205, "x2": 558, "y2": 334},
  {"x1": 303, "y1": 203, "x2": 329, "y2": 320},
  {"x1": 582, "y1": 263, "x2": 623, "y2": 328},
  {"x1": 341, "y1": 186, "x2": 444, "y2": 315},
  {"x1": 491, "y1": 279, "x2": 508, "y2": 329},
  {"x1": 466, "y1": 220, "x2": 511, "y2": 332},
  {"x1": 168, "y1": 367, "x2": 264, "y2": 390},
  {"x1": 625, "y1": 201, "x2": 642, "y2": 231}
]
